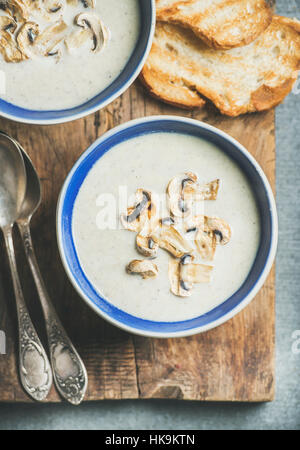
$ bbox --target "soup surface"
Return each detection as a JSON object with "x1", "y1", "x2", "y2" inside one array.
[
  {"x1": 0, "y1": 0, "x2": 140, "y2": 110},
  {"x1": 72, "y1": 132, "x2": 261, "y2": 322}
]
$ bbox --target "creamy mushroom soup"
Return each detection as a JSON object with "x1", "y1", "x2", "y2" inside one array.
[
  {"x1": 0, "y1": 0, "x2": 140, "y2": 110},
  {"x1": 72, "y1": 133, "x2": 261, "y2": 322}
]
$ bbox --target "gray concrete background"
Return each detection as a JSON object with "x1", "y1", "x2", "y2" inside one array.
[{"x1": 0, "y1": 0, "x2": 299, "y2": 430}]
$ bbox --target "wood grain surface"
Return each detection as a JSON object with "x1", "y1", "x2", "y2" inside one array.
[{"x1": 0, "y1": 82, "x2": 275, "y2": 403}]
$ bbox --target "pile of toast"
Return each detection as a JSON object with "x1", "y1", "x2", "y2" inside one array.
[{"x1": 141, "y1": 0, "x2": 300, "y2": 116}]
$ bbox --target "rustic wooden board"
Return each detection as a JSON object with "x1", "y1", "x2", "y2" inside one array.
[{"x1": 0, "y1": 82, "x2": 275, "y2": 403}]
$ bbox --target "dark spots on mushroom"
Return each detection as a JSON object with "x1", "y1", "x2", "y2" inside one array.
[
  {"x1": 181, "y1": 254, "x2": 192, "y2": 265},
  {"x1": 3, "y1": 22, "x2": 14, "y2": 32},
  {"x1": 179, "y1": 256, "x2": 193, "y2": 292},
  {"x1": 81, "y1": 19, "x2": 98, "y2": 51},
  {"x1": 28, "y1": 29, "x2": 36, "y2": 44},
  {"x1": 148, "y1": 238, "x2": 155, "y2": 250},
  {"x1": 142, "y1": 191, "x2": 151, "y2": 201},
  {"x1": 75, "y1": 10, "x2": 108, "y2": 55},
  {"x1": 178, "y1": 198, "x2": 188, "y2": 213},
  {"x1": 81, "y1": 0, "x2": 89, "y2": 7},
  {"x1": 126, "y1": 192, "x2": 150, "y2": 223},
  {"x1": 186, "y1": 227, "x2": 197, "y2": 233},
  {"x1": 92, "y1": 34, "x2": 98, "y2": 51},
  {"x1": 49, "y1": 6, "x2": 62, "y2": 13},
  {"x1": 213, "y1": 230, "x2": 223, "y2": 242},
  {"x1": 47, "y1": 50, "x2": 59, "y2": 56},
  {"x1": 126, "y1": 209, "x2": 141, "y2": 223},
  {"x1": 181, "y1": 177, "x2": 193, "y2": 191},
  {"x1": 180, "y1": 280, "x2": 190, "y2": 292},
  {"x1": 0, "y1": 1, "x2": 8, "y2": 11},
  {"x1": 178, "y1": 179, "x2": 194, "y2": 214},
  {"x1": 161, "y1": 217, "x2": 175, "y2": 226}
]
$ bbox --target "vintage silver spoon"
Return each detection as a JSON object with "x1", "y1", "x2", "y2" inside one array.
[
  {"x1": 8, "y1": 135, "x2": 88, "y2": 405},
  {"x1": 0, "y1": 132, "x2": 52, "y2": 401}
]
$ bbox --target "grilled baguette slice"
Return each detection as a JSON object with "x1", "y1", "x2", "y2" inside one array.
[
  {"x1": 140, "y1": 16, "x2": 300, "y2": 116},
  {"x1": 156, "y1": 0, "x2": 274, "y2": 50}
]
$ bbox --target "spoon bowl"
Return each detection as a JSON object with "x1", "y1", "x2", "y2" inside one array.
[
  {"x1": 18, "y1": 149, "x2": 41, "y2": 221},
  {"x1": 0, "y1": 133, "x2": 26, "y2": 227}
]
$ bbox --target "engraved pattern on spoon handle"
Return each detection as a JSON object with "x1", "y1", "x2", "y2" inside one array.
[
  {"x1": 46, "y1": 316, "x2": 88, "y2": 406},
  {"x1": 18, "y1": 221, "x2": 88, "y2": 405},
  {"x1": 2, "y1": 226, "x2": 52, "y2": 401}
]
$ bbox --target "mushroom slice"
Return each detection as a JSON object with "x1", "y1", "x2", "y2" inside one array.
[
  {"x1": 121, "y1": 205, "x2": 147, "y2": 232},
  {"x1": 16, "y1": 22, "x2": 39, "y2": 59},
  {"x1": 0, "y1": 15, "x2": 17, "y2": 33},
  {"x1": 181, "y1": 262, "x2": 213, "y2": 284},
  {"x1": 169, "y1": 258, "x2": 191, "y2": 298},
  {"x1": 206, "y1": 217, "x2": 232, "y2": 245},
  {"x1": 195, "y1": 179, "x2": 220, "y2": 201},
  {"x1": 65, "y1": 28, "x2": 91, "y2": 52},
  {"x1": 136, "y1": 235, "x2": 159, "y2": 258},
  {"x1": 154, "y1": 225, "x2": 194, "y2": 259},
  {"x1": 186, "y1": 215, "x2": 217, "y2": 261},
  {"x1": 33, "y1": 20, "x2": 67, "y2": 56},
  {"x1": 127, "y1": 260, "x2": 158, "y2": 280},
  {"x1": 185, "y1": 215, "x2": 231, "y2": 259},
  {"x1": 0, "y1": 27, "x2": 23, "y2": 62},
  {"x1": 120, "y1": 189, "x2": 151, "y2": 233},
  {"x1": 43, "y1": 1, "x2": 66, "y2": 22},
  {"x1": 30, "y1": 0, "x2": 65, "y2": 22},
  {"x1": 75, "y1": 12, "x2": 109, "y2": 53},
  {"x1": 3, "y1": 0, "x2": 30, "y2": 22},
  {"x1": 135, "y1": 191, "x2": 160, "y2": 257},
  {"x1": 169, "y1": 256, "x2": 213, "y2": 298},
  {"x1": 167, "y1": 172, "x2": 198, "y2": 218},
  {"x1": 195, "y1": 228, "x2": 217, "y2": 261},
  {"x1": 0, "y1": 17, "x2": 20, "y2": 62}
]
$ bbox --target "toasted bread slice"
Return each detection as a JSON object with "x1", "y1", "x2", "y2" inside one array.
[
  {"x1": 140, "y1": 63, "x2": 206, "y2": 109},
  {"x1": 156, "y1": 0, "x2": 274, "y2": 50},
  {"x1": 140, "y1": 16, "x2": 300, "y2": 116}
]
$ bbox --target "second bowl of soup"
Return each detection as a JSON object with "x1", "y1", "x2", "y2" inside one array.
[{"x1": 0, "y1": 0, "x2": 155, "y2": 124}]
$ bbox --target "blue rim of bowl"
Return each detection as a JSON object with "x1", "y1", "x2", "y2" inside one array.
[
  {"x1": 0, "y1": 0, "x2": 156, "y2": 125},
  {"x1": 57, "y1": 116, "x2": 278, "y2": 338}
]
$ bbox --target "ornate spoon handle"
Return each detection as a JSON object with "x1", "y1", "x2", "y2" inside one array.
[
  {"x1": 18, "y1": 221, "x2": 88, "y2": 405},
  {"x1": 2, "y1": 225, "x2": 52, "y2": 401}
]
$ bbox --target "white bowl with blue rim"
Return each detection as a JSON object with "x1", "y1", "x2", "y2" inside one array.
[
  {"x1": 57, "y1": 116, "x2": 278, "y2": 338},
  {"x1": 0, "y1": 0, "x2": 155, "y2": 125}
]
